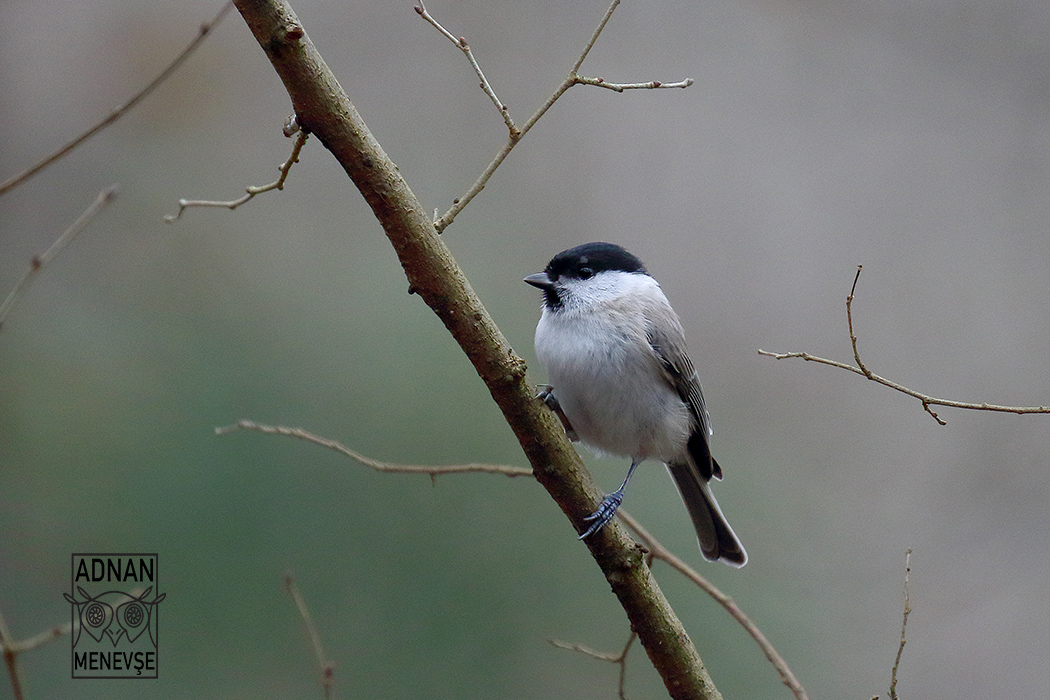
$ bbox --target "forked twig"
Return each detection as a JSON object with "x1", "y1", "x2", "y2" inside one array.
[
  {"x1": 0, "y1": 2, "x2": 234, "y2": 197},
  {"x1": 0, "y1": 185, "x2": 119, "y2": 331},
  {"x1": 548, "y1": 632, "x2": 637, "y2": 700},
  {"x1": 759, "y1": 266, "x2": 1050, "y2": 425},
  {"x1": 418, "y1": 0, "x2": 693, "y2": 232}
]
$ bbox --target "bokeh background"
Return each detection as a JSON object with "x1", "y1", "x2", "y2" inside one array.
[{"x1": 4, "y1": 0, "x2": 1050, "y2": 698}]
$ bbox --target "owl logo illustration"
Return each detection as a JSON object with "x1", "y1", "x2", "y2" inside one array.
[{"x1": 64, "y1": 586, "x2": 165, "y2": 648}]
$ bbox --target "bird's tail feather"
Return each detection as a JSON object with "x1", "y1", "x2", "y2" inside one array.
[{"x1": 666, "y1": 461, "x2": 747, "y2": 567}]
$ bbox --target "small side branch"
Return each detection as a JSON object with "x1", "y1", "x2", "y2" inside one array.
[
  {"x1": 414, "y1": 2, "x2": 516, "y2": 135},
  {"x1": 165, "y1": 127, "x2": 309, "y2": 222},
  {"x1": 0, "y1": 2, "x2": 234, "y2": 197},
  {"x1": 419, "y1": 0, "x2": 693, "y2": 232},
  {"x1": 216, "y1": 419, "x2": 534, "y2": 479},
  {"x1": 888, "y1": 549, "x2": 913, "y2": 700},
  {"x1": 0, "y1": 604, "x2": 77, "y2": 700},
  {"x1": 0, "y1": 185, "x2": 119, "y2": 331},
  {"x1": 573, "y1": 76, "x2": 693, "y2": 92},
  {"x1": 548, "y1": 632, "x2": 637, "y2": 700},
  {"x1": 284, "y1": 573, "x2": 334, "y2": 699},
  {"x1": 759, "y1": 265, "x2": 1050, "y2": 425}
]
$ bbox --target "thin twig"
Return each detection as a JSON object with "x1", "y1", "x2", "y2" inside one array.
[
  {"x1": 574, "y1": 76, "x2": 693, "y2": 92},
  {"x1": 414, "y1": 2, "x2": 517, "y2": 134},
  {"x1": 616, "y1": 510, "x2": 811, "y2": 700},
  {"x1": 216, "y1": 420, "x2": 534, "y2": 478},
  {"x1": 0, "y1": 2, "x2": 234, "y2": 197},
  {"x1": 758, "y1": 266, "x2": 1050, "y2": 425},
  {"x1": 420, "y1": 0, "x2": 693, "y2": 232},
  {"x1": 0, "y1": 606, "x2": 22, "y2": 700},
  {"x1": 0, "y1": 604, "x2": 77, "y2": 700},
  {"x1": 548, "y1": 632, "x2": 637, "y2": 700},
  {"x1": 889, "y1": 549, "x2": 912, "y2": 700},
  {"x1": 220, "y1": 420, "x2": 807, "y2": 699},
  {"x1": 0, "y1": 185, "x2": 119, "y2": 331},
  {"x1": 164, "y1": 129, "x2": 309, "y2": 222},
  {"x1": 284, "y1": 573, "x2": 334, "y2": 699}
]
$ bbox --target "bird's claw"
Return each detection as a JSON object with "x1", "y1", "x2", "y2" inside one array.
[{"x1": 578, "y1": 491, "x2": 624, "y2": 539}]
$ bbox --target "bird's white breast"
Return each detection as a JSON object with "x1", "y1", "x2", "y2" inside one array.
[{"x1": 534, "y1": 274, "x2": 692, "y2": 462}]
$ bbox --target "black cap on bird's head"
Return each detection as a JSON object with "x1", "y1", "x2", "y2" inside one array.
[{"x1": 524, "y1": 242, "x2": 647, "y2": 308}]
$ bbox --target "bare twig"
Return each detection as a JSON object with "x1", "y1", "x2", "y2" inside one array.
[
  {"x1": 0, "y1": 604, "x2": 78, "y2": 700},
  {"x1": 219, "y1": 420, "x2": 807, "y2": 700},
  {"x1": 0, "y1": 185, "x2": 119, "y2": 331},
  {"x1": 0, "y1": 606, "x2": 22, "y2": 700},
  {"x1": 414, "y1": 2, "x2": 516, "y2": 134},
  {"x1": 284, "y1": 573, "x2": 334, "y2": 699},
  {"x1": 548, "y1": 632, "x2": 637, "y2": 700},
  {"x1": 889, "y1": 549, "x2": 913, "y2": 700},
  {"x1": 616, "y1": 510, "x2": 811, "y2": 700},
  {"x1": 216, "y1": 420, "x2": 534, "y2": 479},
  {"x1": 164, "y1": 129, "x2": 309, "y2": 222},
  {"x1": 758, "y1": 265, "x2": 1050, "y2": 425},
  {"x1": 0, "y1": 2, "x2": 234, "y2": 197},
  {"x1": 420, "y1": 0, "x2": 693, "y2": 232}
]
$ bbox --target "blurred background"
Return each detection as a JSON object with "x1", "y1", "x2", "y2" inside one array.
[{"x1": 3, "y1": 0, "x2": 1050, "y2": 697}]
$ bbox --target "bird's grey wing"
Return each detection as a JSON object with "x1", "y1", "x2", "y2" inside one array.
[{"x1": 645, "y1": 315, "x2": 721, "y2": 480}]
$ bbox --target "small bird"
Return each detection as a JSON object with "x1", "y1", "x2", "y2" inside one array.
[{"x1": 525, "y1": 242, "x2": 747, "y2": 567}]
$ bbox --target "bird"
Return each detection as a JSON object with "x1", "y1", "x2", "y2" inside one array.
[{"x1": 524, "y1": 242, "x2": 747, "y2": 567}]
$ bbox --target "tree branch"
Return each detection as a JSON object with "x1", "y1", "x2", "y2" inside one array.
[
  {"x1": 759, "y1": 265, "x2": 1050, "y2": 425},
  {"x1": 231, "y1": 2, "x2": 720, "y2": 696}
]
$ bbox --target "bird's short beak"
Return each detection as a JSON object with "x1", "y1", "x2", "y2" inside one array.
[{"x1": 524, "y1": 272, "x2": 554, "y2": 290}]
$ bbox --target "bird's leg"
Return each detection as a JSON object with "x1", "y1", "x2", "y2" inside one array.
[
  {"x1": 535, "y1": 384, "x2": 578, "y2": 441},
  {"x1": 578, "y1": 459, "x2": 641, "y2": 539}
]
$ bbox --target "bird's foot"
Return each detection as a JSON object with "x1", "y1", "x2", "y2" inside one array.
[{"x1": 578, "y1": 490, "x2": 624, "y2": 539}]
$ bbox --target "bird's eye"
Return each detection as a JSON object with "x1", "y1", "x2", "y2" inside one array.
[{"x1": 578, "y1": 266, "x2": 594, "y2": 279}]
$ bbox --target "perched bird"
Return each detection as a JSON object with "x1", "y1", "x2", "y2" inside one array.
[{"x1": 525, "y1": 242, "x2": 747, "y2": 567}]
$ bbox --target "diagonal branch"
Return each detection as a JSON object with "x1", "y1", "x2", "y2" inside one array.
[
  {"x1": 759, "y1": 265, "x2": 1050, "y2": 425},
  {"x1": 233, "y1": 1, "x2": 719, "y2": 696},
  {"x1": 284, "y1": 573, "x2": 334, "y2": 699},
  {"x1": 0, "y1": 185, "x2": 119, "y2": 331},
  {"x1": 0, "y1": 2, "x2": 234, "y2": 197},
  {"x1": 414, "y1": 2, "x2": 516, "y2": 134}
]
